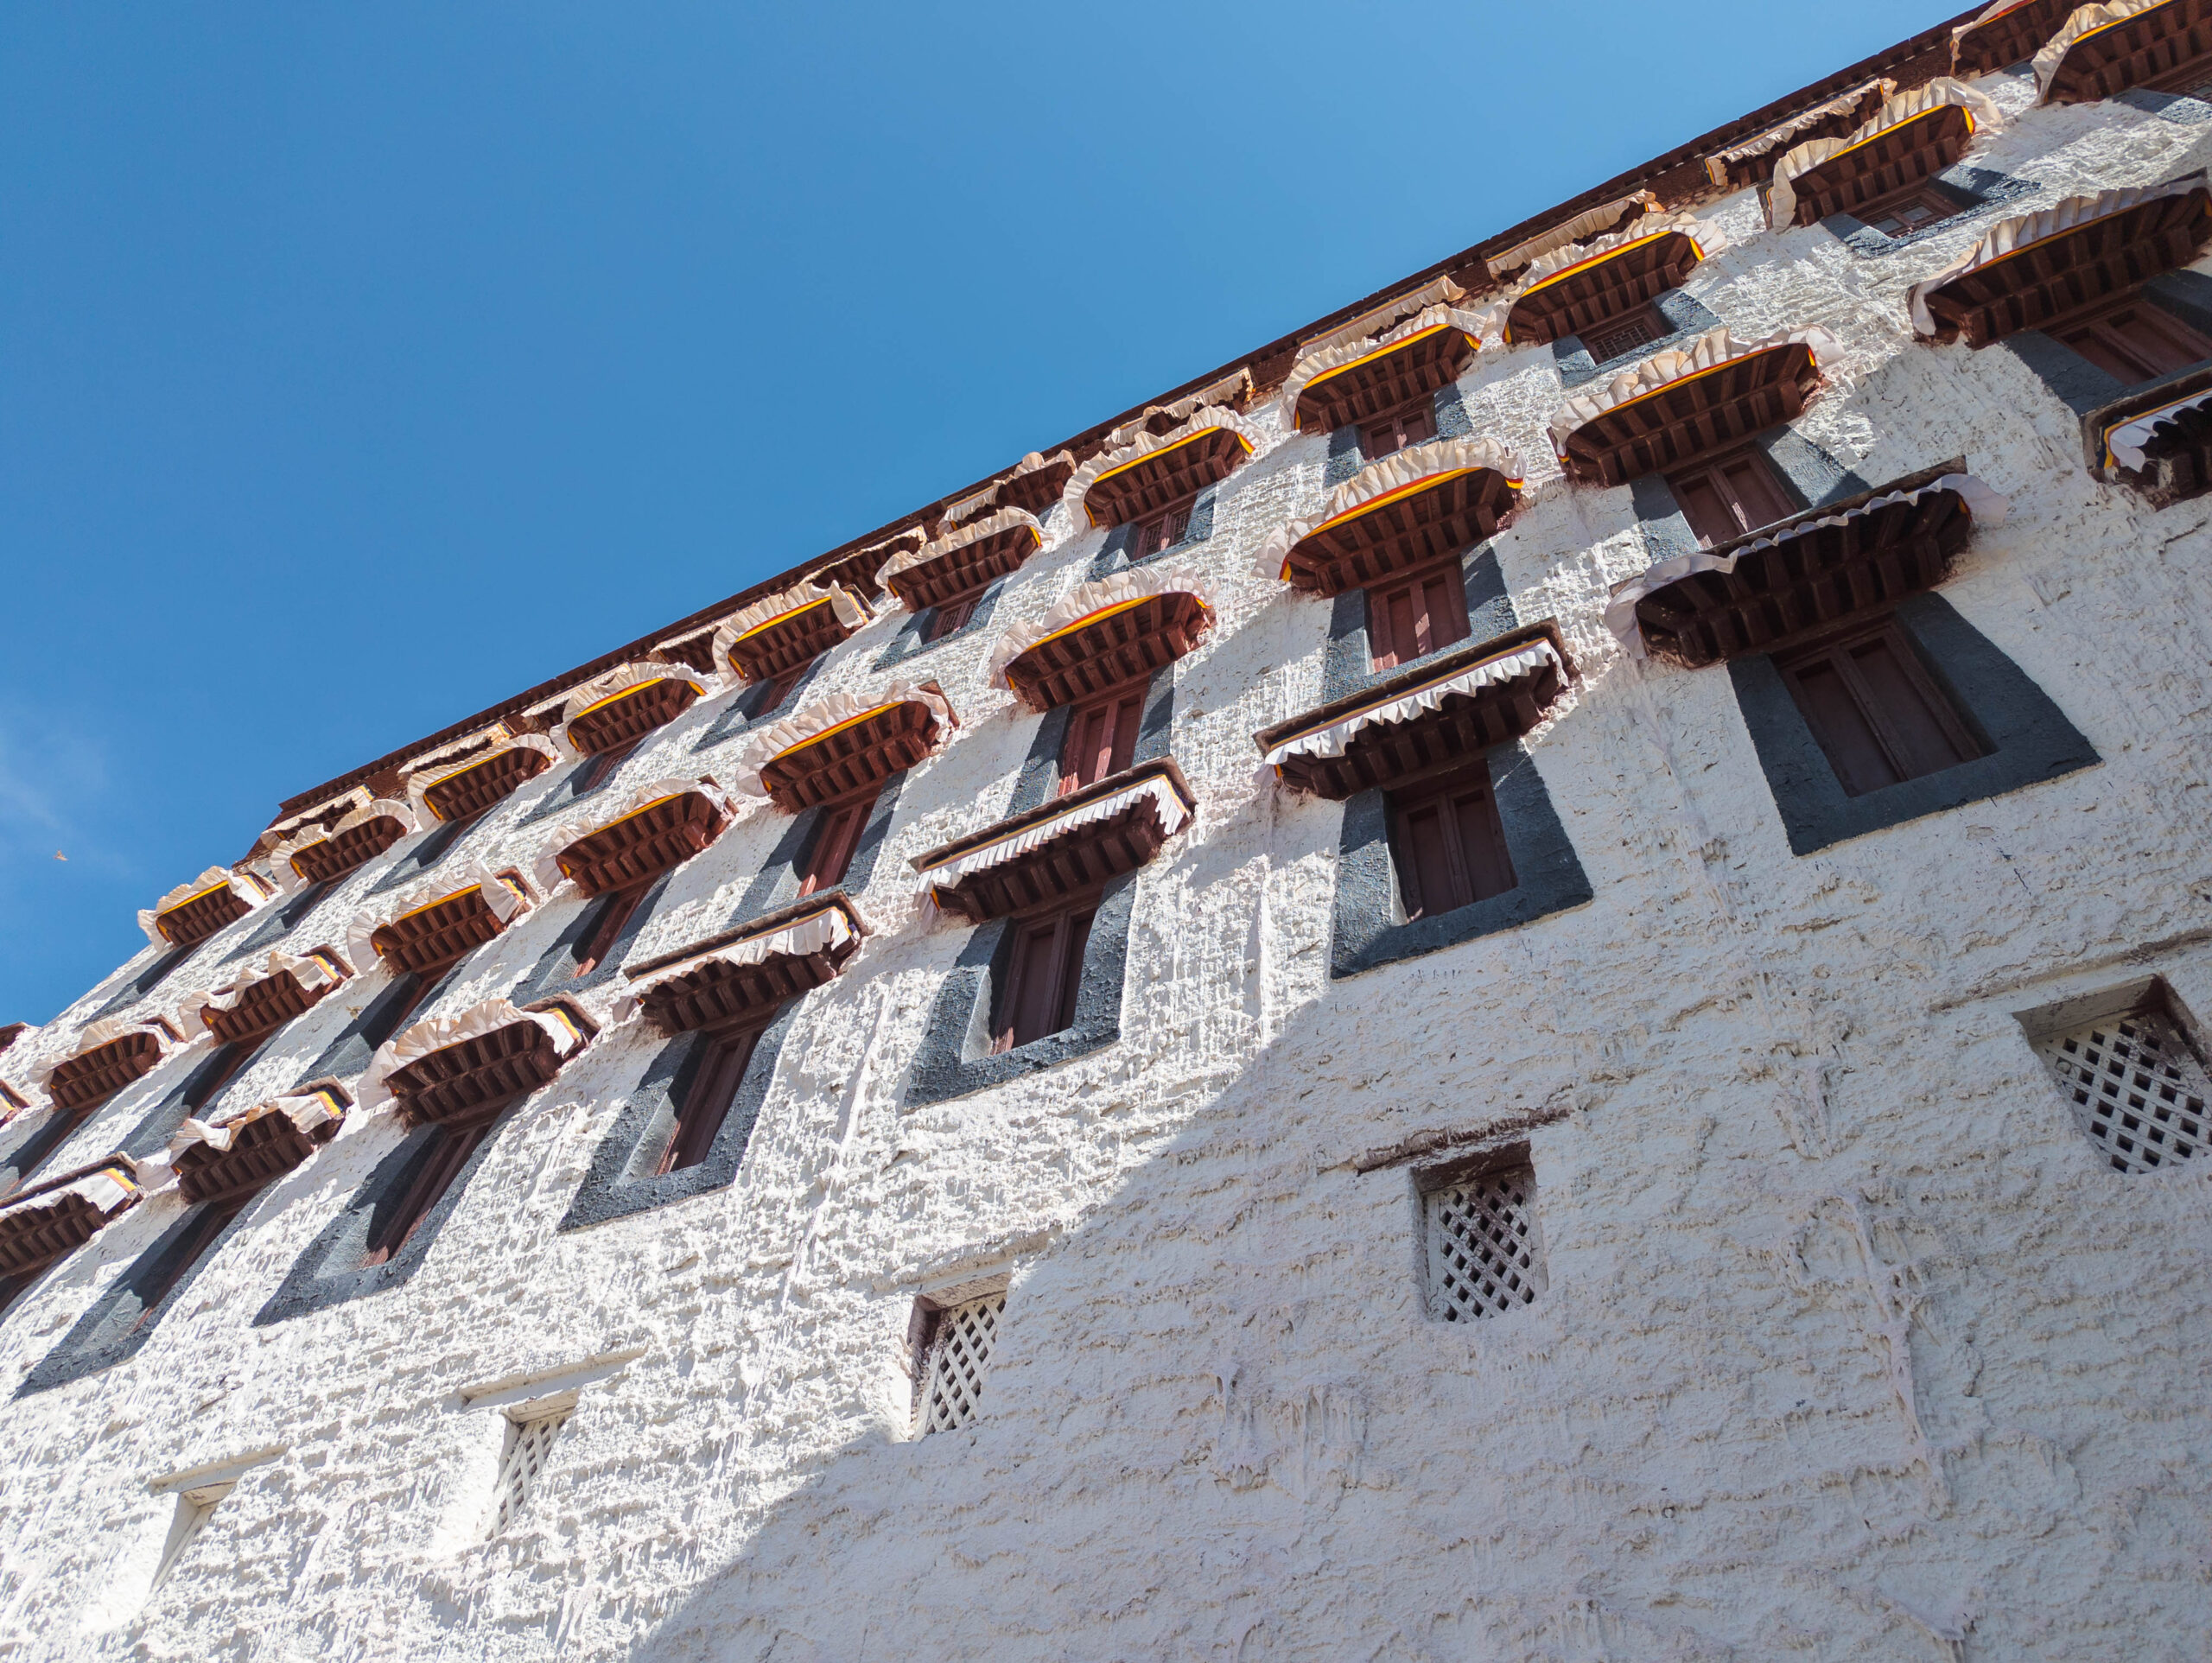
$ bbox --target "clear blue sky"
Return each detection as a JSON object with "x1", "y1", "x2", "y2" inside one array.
[{"x1": 0, "y1": 1, "x2": 1949, "y2": 1022}]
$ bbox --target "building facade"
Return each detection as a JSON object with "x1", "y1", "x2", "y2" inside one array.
[{"x1": 3, "y1": 3, "x2": 2212, "y2": 1656}]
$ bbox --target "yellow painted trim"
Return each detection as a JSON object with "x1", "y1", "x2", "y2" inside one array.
[
  {"x1": 1503, "y1": 232, "x2": 1706, "y2": 343},
  {"x1": 732, "y1": 596, "x2": 830, "y2": 646},
  {"x1": 1802, "y1": 104, "x2": 1967, "y2": 184},
  {"x1": 1937, "y1": 189, "x2": 2212, "y2": 295},
  {"x1": 557, "y1": 793, "x2": 685, "y2": 878},
  {"x1": 384, "y1": 884, "x2": 484, "y2": 930},
  {"x1": 1277, "y1": 466, "x2": 1524, "y2": 581},
  {"x1": 1016, "y1": 594, "x2": 1160, "y2": 660},
  {"x1": 156, "y1": 879, "x2": 231, "y2": 921},
  {"x1": 1555, "y1": 342, "x2": 1813, "y2": 458},
  {"x1": 1083, "y1": 428, "x2": 1255, "y2": 525},
  {"x1": 2062, "y1": 0, "x2": 2185, "y2": 61},
  {"x1": 766, "y1": 700, "x2": 914, "y2": 770},
  {"x1": 1296, "y1": 323, "x2": 1474, "y2": 422}
]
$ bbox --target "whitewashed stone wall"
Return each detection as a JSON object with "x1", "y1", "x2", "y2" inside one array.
[{"x1": 1, "y1": 61, "x2": 2209, "y2": 1662}]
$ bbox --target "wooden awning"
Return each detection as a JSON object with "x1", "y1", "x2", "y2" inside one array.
[
  {"x1": 348, "y1": 866, "x2": 534, "y2": 977},
  {"x1": 1770, "y1": 79, "x2": 1998, "y2": 229},
  {"x1": 622, "y1": 894, "x2": 866, "y2": 1035},
  {"x1": 1548, "y1": 327, "x2": 1838, "y2": 486},
  {"x1": 537, "y1": 783, "x2": 732, "y2": 897},
  {"x1": 1288, "y1": 309, "x2": 1485, "y2": 432},
  {"x1": 41, "y1": 1020, "x2": 181, "y2": 1114},
  {"x1": 821, "y1": 527, "x2": 924, "y2": 598},
  {"x1": 142, "y1": 866, "x2": 271, "y2": 949},
  {"x1": 181, "y1": 949, "x2": 351, "y2": 1046},
  {"x1": 1704, "y1": 77, "x2": 1897, "y2": 188},
  {"x1": 1908, "y1": 179, "x2": 2212, "y2": 341},
  {"x1": 996, "y1": 450, "x2": 1077, "y2": 516},
  {"x1": 370, "y1": 999, "x2": 594, "y2": 1127},
  {"x1": 1503, "y1": 218, "x2": 1713, "y2": 346},
  {"x1": 739, "y1": 684, "x2": 954, "y2": 812},
  {"x1": 2036, "y1": 0, "x2": 2212, "y2": 104},
  {"x1": 2088, "y1": 360, "x2": 2212, "y2": 499},
  {"x1": 912, "y1": 759, "x2": 1195, "y2": 924},
  {"x1": 1486, "y1": 190, "x2": 1660, "y2": 280},
  {"x1": 1955, "y1": 0, "x2": 2081, "y2": 75},
  {"x1": 1252, "y1": 624, "x2": 1573, "y2": 800},
  {"x1": 713, "y1": 582, "x2": 869, "y2": 682},
  {"x1": 1072, "y1": 409, "x2": 1262, "y2": 529},
  {"x1": 276, "y1": 800, "x2": 416, "y2": 885},
  {"x1": 1603, "y1": 466, "x2": 2003, "y2": 665},
  {"x1": 556, "y1": 664, "x2": 710, "y2": 757},
  {"x1": 988, "y1": 570, "x2": 1214, "y2": 711},
  {"x1": 1260, "y1": 438, "x2": 1526, "y2": 596},
  {"x1": 0, "y1": 1158, "x2": 139, "y2": 1279},
  {"x1": 411, "y1": 735, "x2": 559, "y2": 823},
  {"x1": 169, "y1": 1083, "x2": 346, "y2": 1207},
  {"x1": 881, "y1": 510, "x2": 1045, "y2": 612}
]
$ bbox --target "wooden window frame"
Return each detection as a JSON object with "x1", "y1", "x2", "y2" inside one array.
[
  {"x1": 655, "y1": 1023, "x2": 765, "y2": 1174},
  {"x1": 2044, "y1": 287, "x2": 2212, "y2": 388},
  {"x1": 1859, "y1": 181, "x2": 1958, "y2": 238},
  {"x1": 129, "y1": 1196, "x2": 248, "y2": 1332},
  {"x1": 1773, "y1": 614, "x2": 1987, "y2": 798},
  {"x1": 1130, "y1": 494, "x2": 1197, "y2": 562},
  {"x1": 1579, "y1": 304, "x2": 1669, "y2": 365},
  {"x1": 360, "y1": 1114, "x2": 498, "y2": 1267},
  {"x1": 1664, "y1": 444, "x2": 1799, "y2": 548},
  {"x1": 798, "y1": 788, "x2": 879, "y2": 897},
  {"x1": 923, "y1": 588, "x2": 988, "y2": 644},
  {"x1": 572, "y1": 882, "x2": 649, "y2": 980},
  {"x1": 1056, "y1": 683, "x2": 1146, "y2": 796},
  {"x1": 1384, "y1": 760, "x2": 1518, "y2": 923},
  {"x1": 991, "y1": 895, "x2": 1098, "y2": 1053},
  {"x1": 1365, "y1": 560, "x2": 1472, "y2": 672},
  {"x1": 1359, "y1": 397, "x2": 1439, "y2": 461}
]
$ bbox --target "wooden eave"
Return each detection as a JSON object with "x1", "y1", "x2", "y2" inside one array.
[
  {"x1": 1923, "y1": 188, "x2": 2212, "y2": 344},
  {"x1": 2043, "y1": 0, "x2": 2212, "y2": 104},
  {"x1": 996, "y1": 456, "x2": 1077, "y2": 516},
  {"x1": 0, "y1": 1158, "x2": 137, "y2": 1277},
  {"x1": 628, "y1": 894, "x2": 865, "y2": 1036},
  {"x1": 913, "y1": 759, "x2": 1194, "y2": 925},
  {"x1": 48, "y1": 1033, "x2": 165, "y2": 1114},
  {"x1": 387, "y1": 1002, "x2": 594, "y2": 1128},
  {"x1": 202, "y1": 963, "x2": 346, "y2": 1048},
  {"x1": 886, "y1": 523, "x2": 1042, "y2": 613},
  {"x1": 811, "y1": 543, "x2": 903, "y2": 598},
  {"x1": 1708, "y1": 85, "x2": 1897, "y2": 187},
  {"x1": 566, "y1": 678, "x2": 702, "y2": 757},
  {"x1": 556, "y1": 791, "x2": 728, "y2": 898},
  {"x1": 656, "y1": 632, "x2": 721, "y2": 676},
  {"x1": 1294, "y1": 326, "x2": 1478, "y2": 433},
  {"x1": 1559, "y1": 341, "x2": 1823, "y2": 486},
  {"x1": 1281, "y1": 467, "x2": 1524, "y2": 596},
  {"x1": 760, "y1": 700, "x2": 944, "y2": 812},
  {"x1": 1505, "y1": 232, "x2": 1702, "y2": 345},
  {"x1": 1954, "y1": 0, "x2": 2081, "y2": 76},
  {"x1": 423, "y1": 746, "x2": 552, "y2": 822},
  {"x1": 1253, "y1": 623, "x2": 1573, "y2": 800},
  {"x1": 156, "y1": 885, "x2": 251, "y2": 948},
  {"x1": 725, "y1": 598, "x2": 861, "y2": 682},
  {"x1": 290, "y1": 815, "x2": 409, "y2": 885},
  {"x1": 174, "y1": 1110, "x2": 339, "y2": 1207},
  {"x1": 1084, "y1": 428, "x2": 1251, "y2": 528},
  {"x1": 1628, "y1": 461, "x2": 1975, "y2": 667},
  {"x1": 2084, "y1": 361, "x2": 2212, "y2": 501},
  {"x1": 1786, "y1": 105, "x2": 1975, "y2": 226},
  {"x1": 1004, "y1": 593, "x2": 1213, "y2": 711},
  {"x1": 369, "y1": 882, "x2": 520, "y2": 976},
  {"x1": 0, "y1": 1024, "x2": 22, "y2": 1056}
]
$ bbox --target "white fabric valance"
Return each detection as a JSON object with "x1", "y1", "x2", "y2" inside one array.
[
  {"x1": 2035, "y1": 0, "x2": 2184, "y2": 100},
  {"x1": 729, "y1": 681, "x2": 957, "y2": 799},
  {"x1": 1704, "y1": 77, "x2": 1897, "y2": 184},
  {"x1": 1602, "y1": 473, "x2": 2010, "y2": 657},
  {"x1": 1498, "y1": 212, "x2": 1724, "y2": 341},
  {"x1": 1487, "y1": 190, "x2": 1662, "y2": 279},
  {"x1": 343, "y1": 861, "x2": 533, "y2": 973},
  {"x1": 914, "y1": 774, "x2": 1193, "y2": 904},
  {"x1": 528, "y1": 776, "x2": 736, "y2": 897},
  {"x1": 2103, "y1": 384, "x2": 2212, "y2": 469},
  {"x1": 168, "y1": 1083, "x2": 346, "y2": 1163},
  {"x1": 1068, "y1": 406, "x2": 1268, "y2": 526},
  {"x1": 984, "y1": 564, "x2": 1212, "y2": 692},
  {"x1": 175, "y1": 949, "x2": 352, "y2": 1040},
  {"x1": 1300, "y1": 275, "x2": 1471, "y2": 359},
  {"x1": 138, "y1": 866, "x2": 275, "y2": 949},
  {"x1": 1256, "y1": 435, "x2": 1528, "y2": 582},
  {"x1": 1770, "y1": 78, "x2": 2001, "y2": 229},
  {"x1": 264, "y1": 798, "x2": 420, "y2": 892},
  {"x1": 404, "y1": 733, "x2": 562, "y2": 822},
  {"x1": 254, "y1": 786, "x2": 372, "y2": 860},
  {"x1": 358, "y1": 997, "x2": 589, "y2": 1119},
  {"x1": 1281, "y1": 304, "x2": 1492, "y2": 423},
  {"x1": 552, "y1": 663, "x2": 714, "y2": 759},
  {"x1": 613, "y1": 902, "x2": 862, "y2": 1026},
  {"x1": 0, "y1": 1164, "x2": 138, "y2": 1226},
  {"x1": 1262, "y1": 639, "x2": 1567, "y2": 766},
  {"x1": 709, "y1": 582, "x2": 869, "y2": 676},
  {"x1": 1545, "y1": 325, "x2": 1843, "y2": 460},
  {"x1": 878, "y1": 507, "x2": 1046, "y2": 598},
  {"x1": 1105, "y1": 367, "x2": 1255, "y2": 450}
]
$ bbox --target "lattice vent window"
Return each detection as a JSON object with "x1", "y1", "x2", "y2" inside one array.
[
  {"x1": 2037, "y1": 1005, "x2": 2209, "y2": 1175},
  {"x1": 1425, "y1": 1161, "x2": 1547, "y2": 1322},
  {"x1": 490, "y1": 1406, "x2": 572, "y2": 1536},
  {"x1": 153, "y1": 1481, "x2": 233, "y2": 1590},
  {"x1": 916, "y1": 1292, "x2": 1004, "y2": 1435}
]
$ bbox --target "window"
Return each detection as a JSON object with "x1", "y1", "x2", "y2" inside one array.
[
  {"x1": 915, "y1": 1292, "x2": 1005, "y2": 1434},
  {"x1": 994, "y1": 901, "x2": 1095, "y2": 1051},
  {"x1": 1860, "y1": 182, "x2": 1956, "y2": 238},
  {"x1": 924, "y1": 591, "x2": 984, "y2": 643},
  {"x1": 152, "y1": 1481, "x2": 235, "y2": 1591},
  {"x1": 1058, "y1": 687, "x2": 1143, "y2": 794},
  {"x1": 753, "y1": 666, "x2": 804, "y2": 717},
  {"x1": 2037, "y1": 1000, "x2": 2209, "y2": 1175},
  {"x1": 1581, "y1": 306, "x2": 1667, "y2": 364},
  {"x1": 1361, "y1": 397, "x2": 1438, "y2": 460},
  {"x1": 570, "y1": 739, "x2": 638, "y2": 798},
  {"x1": 798, "y1": 790, "x2": 877, "y2": 895},
  {"x1": 129, "y1": 1197, "x2": 246, "y2": 1332},
  {"x1": 1131, "y1": 496, "x2": 1194, "y2": 561},
  {"x1": 1387, "y1": 769, "x2": 1516, "y2": 921},
  {"x1": 571, "y1": 883, "x2": 647, "y2": 979},
  {"x1": 656, "y1": 1025, "x2": 762, "y2": 1174},
  {"x1": 1775, "y1": 618, "x2": 1986, "y2": 797},
  {"x1": 2051, "y1": 295, "x2": 2212, "y2": 386},
  {"x1": 1423, "y1": 1156, "x2": 1547, "y2": 1321},
  {"x1": 360, "y1": 1116, "x2": 496, "y2": 1267},
  {"x1": 491, "y1": 1405, "x2": 572, "y2": 1536},
  {"x1": 1666, "y1": 447, "x2": 1797, "y2": 546},
  {"x1": 1366, "y1": 563, "x2": 1471, "y2": 671}
]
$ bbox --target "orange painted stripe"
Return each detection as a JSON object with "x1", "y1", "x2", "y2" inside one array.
[
  {"x1": 2063, "y1": 0, "x2": 2183, "y2": 59},
  {"x1": 156, "y1": 879, "x2": 230, "y2": 920},
  {"x1": 1504, "y1": 233, "x2": 1706, "y2": 344},
  {"x1": 1555, "y1": 342, "x2": 1814, "y2": 457},
  {"x1": 1017, "y1": 594, "x2": 1163, "y2": 659},
  {"x1": 1084, "y1": 428, "x2": 1254, "y2": 525},
  {"x1": 384, "y1": 884, "x2": 485, "y2": 931},
  {"x1": 1277, "y1": 467, "x2": 1523, "y2": 581},
  {"x1": 557, "y1": 793, "x2": 685, "y2": 878},
  {"x1": 768, "y1": 700, "x2": 917, "y2": 768},
  {"x1": 1297, "y1": 323, "x2": 1477, "y2": 422},
  {"x1": 732, "y1": 596, "x2": 830, "y2": 646}
]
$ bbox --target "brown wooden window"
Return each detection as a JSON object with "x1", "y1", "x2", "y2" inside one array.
[
  {"x1": 130, "y1": 1196, "x2": 247, "y2": 1331},
  {"x1": 573, "y1": 883, "x2": 648, "y2": 979},
  {"x1": 1366, "y1": 563, "x2": 1471, "y2": 671},
  {"x1": 1859, "y1": 182, "x2": 1956, "y2": 238},
  {"x1": 798, "y1": 790, "x2": 877, "y2": 895},
  {"x1": 1131, "y1": 496, "x2": 1195, "y2": 561},
  {"x1": 1775, "y1": 617, "x2": 1986, "y2": 797},
  {"x1": 1387, "y1": 768, "x2": 1516, "y2": 921},
  {"x1": 656, "y1": 1025, "x2": 762, "y2": 1173},
  {"x1": 2051, "y1": 294, "x2": 2212, "y2": 386},
  {"x1": 924, "y1": 591, "x2": 985, "y2": 643},
  {"x1": 571, "y1": 739, "x2": 638, "y2": 797},
  {"x1": 1666, "y1": 447, "x2": 1797, "y2": 546},
  {"x1": 1361, "y1": 398, "x2": 1438, "y2": 460},
  {"x1": 1058, "y1": 687, "x2": 1144, "y2": 795},
  {"x1": 993, "y1": 900, "x2": 1096, "y2": 1051},
  {"x1": 1580, "y1": 307, "x2": 1667, "y2": 364},
  {"x1": 361, "y1": 1117, "x2": 496, "y2": 1267}
]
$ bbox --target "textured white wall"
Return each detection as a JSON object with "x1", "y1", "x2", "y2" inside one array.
[{"x1": 1, "y1": 63, "x2": 2210, "y2": 1662}]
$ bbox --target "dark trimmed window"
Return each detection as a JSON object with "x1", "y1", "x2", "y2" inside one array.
[
  {"x1": 361, "y1": 1117, "x2": 496, "y2": 1267},
  {"x1": 573, "y1": 883, "x2": 648, "y2": 979},
  {"x1": 1667, "y1": 447, "x2": 1796, "y2": 546},
  {"x1": 1774, "y1": 617, "x2": 1986, "y2": 797},
  {"x1": 799, "y1": 790, "x2": 877, "y2": 894},
  {"x1": 1361, "y1": 398, "x2": 1438, "y2": 460},
  {"x1": 1859, "y1": 182, "x2": 1956, "y2": 238},
  {"x1": 571, "y1": 739, "x2": 639, "y2": 797},
  {"x1": 1367, "y1": 563, "x2": 1471, "y2": 671},
  {"x1": 925, "y1": 590, "x2": 986, "y2": 643},
  {"x1": 995, "y1": 900, "x2": 1096, "y2": 1052},
  {"x1": 1132, "y1": 496, "x2": 1195, "y2": 561},
  {"x1": 656, "y1": 1025, "x2": 764, "y2": 1174},
  {"x1": 1058, "y1": 687, "x2": 1143, "y2": 794},
  {"x1": 129, "y1": 1197, "x2": 247, "y2": 1331},
  {"x1": 1387, "y1": 768, "x2": 1517, "y2": 921},
  {"x1": 2051, "y1": 293, "x2": 2212, "y2": 386},
  {"x1": 1581, "y1": 306, "x2": 1666, "y2": 364}
]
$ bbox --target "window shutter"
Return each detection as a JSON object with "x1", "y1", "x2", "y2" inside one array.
[
  {"x1": 995, "y1": 904, "x2": 1096, "y2": 1050},
  {"x1": 1388, "y1": 772, "x2": 1516, "y2": 919},
  {"x1": 1368, "y1": 564, "x2": 1471, "y2": 670},
  {"x1": 2055, "y1": 301, "x2": 2212, "y2": 385},
  {"x1": 1776, "y1": 619, "x2": 1983, "y2": 797},
  {"x1": 1666, "y1": 446, "x2": 1796, "y2": 545},
  {"x1": 799, "y1": 791, "x2": 877, "y2": 895},
  {"x1": 1058, "y1": 689, "x2": 1144, "y2": 792},
  {"x1": 658, "y1": 1025, "x2": 761, "y2": 1173}
]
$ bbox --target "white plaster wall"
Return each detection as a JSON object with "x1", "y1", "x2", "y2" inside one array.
[{"x1": 0, "y1": 65, "x2": 2209, "y2": 1661}]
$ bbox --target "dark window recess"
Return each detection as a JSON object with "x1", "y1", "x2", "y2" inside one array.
[
  {"x1": 572, "y1": 739, "x2": 639, "y2": 797},
  {"x1": 183, "y1": 1042, "x2": 252, "y2": 1117},
  {"x1": 130, "y1": 1197, "x2": 246, "y2": 1331},
  {"x1": 1388, "y1": 771, "x2": 1518, "y2": 921},
  {"x1": 1775, "y1": 618, "x2": 1987, "y2": 797},
  {"x1": 1058, "y1": 688, "x2": 1144, "y2": 794},
  {"x1": 1367, "y1": 564, "x2": 1472, "y2": 671},
  {"x1": 1667, "y1": 447, "x2": 1798, "y2": 546},
  {"x1": 1861, "y1": 183, "x2": 1957, "y2": 238},
  {"x1": 1580, "y1": 307, "x2": 1667, "y2": 364},
  {"x1": 800, "y1": 790, "x2": 877, "y2": 895},
  {"x1": 925, "y1": 593, "x2": 985, "y2": 644},
  {"x1": 2053, "y1": 296, "x2": 2212, "y2": 386},
  {"x1": 995, "y1": 902, "x2": 1096, "y2": 1052},
  {"x1": 1361, "y1": 398, "x2": 1438, "y2": 460},
  {"x1": 1132, "y1": 497, "x2": 1195, "y2": 561},
  {"x1": 574, "y1": 884, "x2": 648, "y2": 979},
  {"x1": 0, "y1": 1271, "x2": 33, "y2": 1319},
  {"x1": 657, "y1": 1025, "x2": 763, "y2": 1174},
  {"x1": 360, "y1": 1117, "x2": 495, "y2": 1267}
]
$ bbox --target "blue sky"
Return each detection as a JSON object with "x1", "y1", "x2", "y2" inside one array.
[{"x1": 0, "y1": 1, "x2": 1949, "y2": 1021}]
